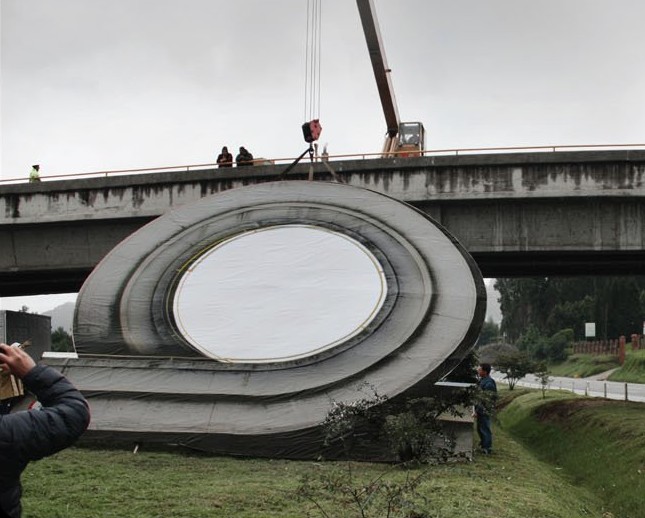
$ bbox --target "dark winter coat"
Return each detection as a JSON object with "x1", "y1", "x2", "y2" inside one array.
[
  {"x1": 0, "y1": 365, "x2": 90, "y2": 518},
  {"x1": 475, "y1": 375, "x2": 497, "y2": 417},
  {"x1": 216, "y1": 151, "x2": 233, "y2": 167},
  {"x1": 235, "y1": 148, "x2": 254, "y2": 166}
]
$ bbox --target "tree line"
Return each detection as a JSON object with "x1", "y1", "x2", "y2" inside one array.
[{"x1": 494, "y1": 276, "x2": 645, "y2": 343}]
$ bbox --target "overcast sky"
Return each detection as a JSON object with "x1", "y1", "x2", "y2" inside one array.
[{"x1": 1, "y1": 0, "x2": 644, "y2": 313}]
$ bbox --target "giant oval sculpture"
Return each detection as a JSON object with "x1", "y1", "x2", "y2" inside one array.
[{"x1": 71, "y1": 181, "x2": 485, "y2": 457}]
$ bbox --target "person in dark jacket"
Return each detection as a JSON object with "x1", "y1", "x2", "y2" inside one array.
[
  {"x1": 216, "y1": 146, "x2": 233, "y2": 168},
  {"x1": 474, "y1": 362, "x2": 497, "y2": 454},
  {"x1": 235, "y1": 146, "x2": 254, "y2": 167},
  {"x1": 0, "y1": 343, "x2": 90, "y2": 518}
]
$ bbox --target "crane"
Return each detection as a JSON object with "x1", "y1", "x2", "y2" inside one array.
[{"x1": 356, "y1": 0, "x2": 425, "y2": 157}]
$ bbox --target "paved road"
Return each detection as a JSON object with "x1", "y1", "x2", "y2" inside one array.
[{"x1": 492, "y1": 373, "x2": 645, "y2": 403}]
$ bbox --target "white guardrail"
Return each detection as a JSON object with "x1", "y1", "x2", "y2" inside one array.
[{"x1": 492, "y1": 373, "x2": 645, "y2": 403}]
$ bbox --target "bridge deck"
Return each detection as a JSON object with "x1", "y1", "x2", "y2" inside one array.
[{"x1": 2, "y1": 150, "x2": 645, "y2": 295}]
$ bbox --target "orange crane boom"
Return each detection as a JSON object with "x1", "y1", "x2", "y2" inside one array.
[
  {"x1": 356, "y1": 0, "x2": 400, "y2": 139},
  {"x1": 356, "y1": 0, "x2": 425, "y2": 157}
]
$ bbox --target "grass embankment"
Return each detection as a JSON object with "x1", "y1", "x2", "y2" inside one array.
[
  {"x1": 609, "y1": 349, "x2": 645, "y2": 383},
  {"x1": 549, "y1": 353, "x2": 620, "y2": 378},
  {"x1": 498, "y1": 388, "x2": 645, "y2": 518},
  {"x1": 23, "y1": 430, "x2": 606, "y2": 518},
  {"x1": 549, "y1": 349, "x2": 645, "y2": 383}
]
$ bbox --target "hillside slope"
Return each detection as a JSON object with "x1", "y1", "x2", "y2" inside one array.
[
  {"x1": 43, "y1": 301, "x2": 74, "y2": 331},
  {"x1": 498, "y1": 389, "x2": 645, "y2": 518}
]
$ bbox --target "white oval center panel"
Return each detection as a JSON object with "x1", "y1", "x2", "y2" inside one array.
[{"x1": 172, "y1": 225, "x2": 388, "y2": 362}]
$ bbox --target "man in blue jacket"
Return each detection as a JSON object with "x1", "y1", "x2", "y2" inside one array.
[
  {"x1": 475, "y1": 362, "x2": 497, "y2": 454},
  {"x1": 0, "y1": 343, "x2": 90, "y2": 517}
]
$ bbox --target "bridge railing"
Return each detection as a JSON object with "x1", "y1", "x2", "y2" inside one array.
[{"x1": 2, "y1": 142, "x2": 645, "y2": 185}]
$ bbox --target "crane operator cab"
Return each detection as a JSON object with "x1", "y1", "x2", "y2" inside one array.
[{"x1": 397, "y1": 122, "x2": 425, "y2": 157}]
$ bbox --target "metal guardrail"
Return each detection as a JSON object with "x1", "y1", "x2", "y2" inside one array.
[
  {"x1": 494, "y1": 374, "x2": 645, "y2": 403},
  {"x1": 2, "y1": 143, "x2": 645, "y2": 185}
]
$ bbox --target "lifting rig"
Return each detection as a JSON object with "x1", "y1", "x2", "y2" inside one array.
[
  {"x1": 288, "y1": 0, "x2": 423, "y2": 176},
  {"x1": 356, "y1": 0, "x2": 426, "y2": 157}
]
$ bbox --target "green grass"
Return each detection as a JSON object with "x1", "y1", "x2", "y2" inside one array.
[
  {"x1": 20, "y1": 385, "x2": 645, "y2": 517},
  {"x1": 548, "y1": 349, "x2": 645, "y2": 383},
  {"x1": 549, "y1": 353, "x2": 620, "y2": 378},
  {"x1": 22, "y1": 430, "x2": 607, "y2": 518},
  {"x1": 498, "y1": 389, "x2": 645, "y2": 518},
  {"x1": 609, "y1": 349, "x2": 645, "y2": 383}
]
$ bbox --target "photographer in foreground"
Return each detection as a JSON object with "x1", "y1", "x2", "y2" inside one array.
[{"x1": 0, "y1": 343, "x2": 90, "y2": 518}]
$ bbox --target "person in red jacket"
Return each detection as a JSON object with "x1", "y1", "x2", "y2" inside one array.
[{"x1": 0, "y1": 343, "x2": 90, "y2": 518}]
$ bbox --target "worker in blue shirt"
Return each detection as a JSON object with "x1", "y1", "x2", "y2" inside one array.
[{"x1": 475, "y1": 362, "x2": 497, "y2": 454}]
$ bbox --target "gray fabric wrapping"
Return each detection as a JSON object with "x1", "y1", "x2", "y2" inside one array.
[{"x1": 64, "y1": 181, "x2": 485, "y2": 457}]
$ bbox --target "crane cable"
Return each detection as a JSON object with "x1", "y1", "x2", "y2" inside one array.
[
  {"x1": 304, "y1": 0, "x2": 322, "y2": 122},
  {"x1": 283, "y1": 0, "x2": 337, "y2": 179}
]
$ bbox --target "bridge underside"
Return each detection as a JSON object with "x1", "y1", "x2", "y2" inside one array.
[
  {"x1": 474, "y1": 250, "x2": 645, "y2": 278},
  {"x1": 3, "y1": 250, "x2": 645, "y2": 297},
  {"x1": 0, "y1": 218, "x2": 153, "y2": 297},
  {"x1": 2, "y1": 203, "x2": 645, "y2": 297}
]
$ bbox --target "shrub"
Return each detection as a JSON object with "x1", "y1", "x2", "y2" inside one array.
[
  {"x1": 516, "y1": 327, "x2": 573, "y2": 363},
  {"x1": 322, "y1": 383, "x2": 477, "y2": 464},
  {"x1": 495, "y1": 350, "x2": 536, "y2": 390},
  {"x1": 322, "y1": 385, "x2": 388, "y2": 457},
  {"x1": 296, "y1": 464, "x2": 428, "y2": 518},
  {"x1": 545, "y1": 329, "x2": 574, "y2": 362}
]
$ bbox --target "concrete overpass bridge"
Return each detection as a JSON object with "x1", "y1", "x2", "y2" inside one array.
[{"x1": 2, "y1": 149, "x2": 645, "y2": 297}]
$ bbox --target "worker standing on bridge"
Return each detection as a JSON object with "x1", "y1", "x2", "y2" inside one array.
[
  {"x1": 29, "y1": 165, "x2": 40, "y2": 183},
  {"x1": 236, "y1": 146, "x2": 254, "y2": 167},
  {"x1": 216, "y1": 146, "x2": 233, "y2": 168},
  {"x1": 321, "y1": 144, "x2": 329, "y2": 162}
]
